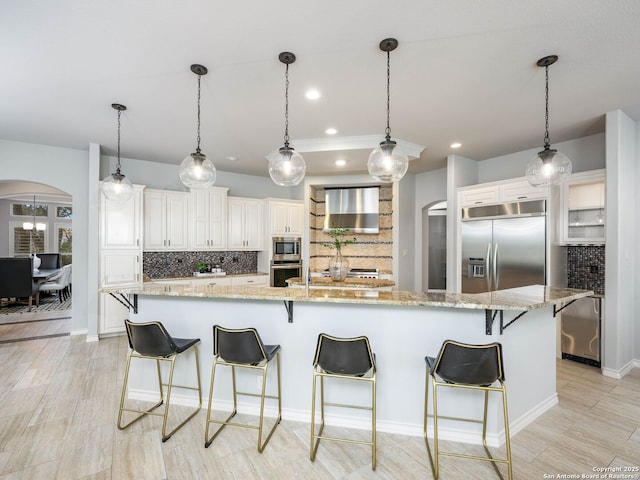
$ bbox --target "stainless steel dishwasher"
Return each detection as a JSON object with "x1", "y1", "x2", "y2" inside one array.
[{"x1": 560, "y1": 296, "x2": 601, "y2": 367}]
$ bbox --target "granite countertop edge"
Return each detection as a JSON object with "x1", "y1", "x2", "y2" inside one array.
[{"x1": 100, "y1": 284, "x2": 593, "y2": 311}]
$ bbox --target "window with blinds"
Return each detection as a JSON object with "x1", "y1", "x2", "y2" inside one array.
[
  {"x1": 13, "y1": 227, "x2": 45, "y2": 256},
  {"x1": 57, "y1": 226, "x2": 73, "y2": 266}
]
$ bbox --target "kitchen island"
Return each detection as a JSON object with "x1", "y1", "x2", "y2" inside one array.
[{"x1": 102, "y1": 283, "x2": 591, "y2": 446}]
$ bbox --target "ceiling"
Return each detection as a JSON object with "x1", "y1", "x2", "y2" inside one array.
[{"x1": 2, "y1": 1, "x2": 639, "y2": 179}]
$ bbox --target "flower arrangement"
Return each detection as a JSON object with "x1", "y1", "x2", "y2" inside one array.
[{"x1": 323, "y1": 226, "x2": 357, "y2": 253}]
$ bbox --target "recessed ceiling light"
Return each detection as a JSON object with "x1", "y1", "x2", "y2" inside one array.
[
  {"x1": 225, "y1": 156, "x2": 237, "y2": 161},
  {"x1": 325, "y1": 127, "x2": 338, "y2": 135},
  {"x1": 450, "y1": 142, "x2": 462, "y2": 149},
  {"x1": 335, "y1": 159, "x2": 346, "y2": 167},
  {"x1": 305, "y1": 89, "x2": 321, "y2": 100}
]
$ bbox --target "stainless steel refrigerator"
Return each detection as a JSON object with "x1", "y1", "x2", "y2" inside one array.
[{"x1": 461, "y1": 200, "x2": 546, "y2": 293}]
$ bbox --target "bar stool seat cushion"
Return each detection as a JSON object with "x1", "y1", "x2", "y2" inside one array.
[
  {"x1": 426, "y1": 342, "x2": 502, "y2": 387},
  {"x1": 173, "y1": 337, "x2": 201, "y2": 354}
]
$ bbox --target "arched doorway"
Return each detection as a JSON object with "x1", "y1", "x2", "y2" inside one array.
[{"x1": 0, "y1": 180, "x2": 72, "y2": 340}]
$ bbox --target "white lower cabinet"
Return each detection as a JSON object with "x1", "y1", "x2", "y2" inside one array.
[{"x1": 99, "y1": 293, "x2": 131, "y2": 335}]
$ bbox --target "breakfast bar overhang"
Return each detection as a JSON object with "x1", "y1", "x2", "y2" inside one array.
[{"x1": 102, "y1": 284, "x2": 592, "y2": 446}]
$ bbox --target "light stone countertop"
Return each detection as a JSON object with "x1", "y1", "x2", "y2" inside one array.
[{"x1": 101, "y1": 283, "x2": 593, "y2": 312}]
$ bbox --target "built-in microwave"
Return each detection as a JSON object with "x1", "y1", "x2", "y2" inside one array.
[{"x1": 272, "y1": 237, "x2": 301, "y2": 262}]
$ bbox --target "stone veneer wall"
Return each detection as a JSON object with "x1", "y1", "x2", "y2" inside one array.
[
  {"x1": 143, "y1": 251, "x2": 258, "y2": 278},
  {"x1": 308, "y1": 185, "x2": 393, "y2": 274},
  {"x1": 567, "y1": 245, "x2": 605, "y2": 295}
]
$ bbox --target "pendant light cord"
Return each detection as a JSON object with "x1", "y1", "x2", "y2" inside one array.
[
  {"x1": 196, "y1": 73, "x2": 202, "y2": 154},
  {"x1": 283, "y1": 62, "x2": 290, "y2": 148},
  {"x1": 385, "y1": 49, "x2": 391, "y2": 141},
  {"x1": 116, "y1": 109, "x2": 122, "y2": 174},
  {"x1": 543, "y1": 64, "x2": 550, "y2": 150}
]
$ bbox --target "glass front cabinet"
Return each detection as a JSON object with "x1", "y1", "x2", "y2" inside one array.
[{"x1": 560, "y1": 169, "x2": 605, "y2": 244}]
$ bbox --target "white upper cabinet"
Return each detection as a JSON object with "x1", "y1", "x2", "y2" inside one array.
[
  {"x1": 498, "y1": 180, "x2": 548, "y2": 203},
  {"x1": 458, "y1": 186, "x2": 499, "y2": 207},
  {"x1": 190, "y1": 187, "x2": 229, "y2": 250},
  {"x1": 143, "y1": 189, "x2": 189, "y2": 251},
  {"x1": 559, "y1": 169, "x2": 605, "y2": 244},
  {"x1": 458, "y1": 177, "x2": 548, "y2": 208},
  {"x1": 268, "y1": 199, "x2": 304, "y2": 236},
  {"x1": 100, "y1": 184, "x2": 144, "y2": 250},
  {"x1": 228, "y1": 197, "x2": 264, "y2": 250}
]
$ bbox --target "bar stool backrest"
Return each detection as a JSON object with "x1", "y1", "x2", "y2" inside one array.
[
  {"x1": 313, "y1": 333, "x2": 375, "y2": 376},
  {"x1": 433, "y1": 340, "x2": 504, "y2": 386},
  {"x1": 125, "y1": 320, "x2": 177, "y2": 357},
  {"x1": 213, "y1": 325, "x2": 267, "y2": 365}
]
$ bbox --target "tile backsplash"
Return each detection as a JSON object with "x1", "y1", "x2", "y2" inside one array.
[
  {"x1": 567, "y1": 245, "x2": 605, "y2": 295},
  {"x1": 143, "y1": 251, "x2": 258, "y2": 279}
]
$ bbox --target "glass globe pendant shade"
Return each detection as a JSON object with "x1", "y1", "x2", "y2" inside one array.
[
  {"x1": 179, "y1": 151, "x2": 216, "y2": 189},
  {"x1": 102, "y1": 171, "x2": 133, "y2": 202},
  {"x1": 269, "y1": 146, "x2": 306, "y2": 186},
  {"x1": 525, "y1": 147, "x2": 572, "y2": 187},
  {"x1": 367, "y1": 140, "x2": 409, "y2": 183}
]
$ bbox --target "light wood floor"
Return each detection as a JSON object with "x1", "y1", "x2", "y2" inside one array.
[{"x1": 0, "y1": 334, "x2": 638, "y2": 479}]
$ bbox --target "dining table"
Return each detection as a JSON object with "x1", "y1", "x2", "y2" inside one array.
[{"x1": 32, "y1": 268, "x2": 62, "y2": 282}]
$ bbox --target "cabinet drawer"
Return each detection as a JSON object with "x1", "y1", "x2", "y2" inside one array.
[
  {"x1": 231, "y1": 275, "x2": 268, "y2": 287},
  {"x1": 190, "y1": 277, "x2": 232, "y2": 287},
  {"x1": 499, "y1": 181, "x2": 547, "y2": 202},
  {"x1": 459, "y1": 187, "x2": 498, "y2": 207}
]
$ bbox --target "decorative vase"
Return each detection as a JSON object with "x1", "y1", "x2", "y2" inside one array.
[
  {"x1": 328, "y1": 250, "x2": 349, "y2": 281},
  {"x1": 32, "y1": 254, "x2": 41, "y2": 272}
]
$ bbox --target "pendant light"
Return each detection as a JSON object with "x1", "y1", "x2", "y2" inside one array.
[
  {"x1": 179, "y1": 64, "x2": 216, "y2": 189},
  {"x1": 102, "y1": 103, "x2": 134, "y2": 202},
  {"x1": 367, "y1": 38, "x2": 408, "y2": 183},
  {"x1": 526, "y1": 55, "x2": 572, "y2": 187},
  {"x1": 22, "y1": 194, "x2": 46, "y2": 231},
  {"x1": 269, "y1": 52, "x2": 306, "y2": 187}
]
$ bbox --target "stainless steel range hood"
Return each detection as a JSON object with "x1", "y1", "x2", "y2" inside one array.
[{"x1": 323, "y1": 187, "x2": 379, "y2": 233}]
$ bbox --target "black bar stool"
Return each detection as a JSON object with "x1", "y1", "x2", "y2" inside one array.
[
  {"x1": 204, "y1": 325, "x2": 282, "y2": 452},
  {"x1": 424, "y1": 340, "x2": 512, "y2": 479},
  {"x1": 117, "y1": 319, "x2": 202, "y2": 442},
  {"x1": 310, "y1": 333, "x2": 377, "y2": 470}
]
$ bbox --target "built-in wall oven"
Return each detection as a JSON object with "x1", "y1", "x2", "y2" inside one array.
[
  {"x1": 270, "y1": 262, "x2": 302, "y2": 287},
  {"x1": 272, "y1": 237, "x2": 301, "y2": 262}
]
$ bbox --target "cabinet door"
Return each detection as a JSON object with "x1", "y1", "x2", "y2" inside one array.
[
  {"x1": 459, "y1": 187, "x2": 499, "y2": 207},
  {"x1": 143, "y1": 191, "x2": 165, "y2": 250},
  {"x1": 271, "y1": 202, "x2": 289, "y2": 234},
  {"x1": 190, "y1": 189, "x2": 210, "y2": 250},
  {"x1": 208, "y1": 188, "x2": 227, "y2": 249},
  {"x1": 227, "y1": 199, "x2": 246, "y2": 249},
  {"x1": 100, "y1": 185, "x2": 142, "y2": 249},
  {"x1": 287, "y1": 203, "x2": 304, "y2": 235},
  {"x1": 99, "y1": 293, "x2": 129, "y2": 334},
  {"x1": 499, "y1": 180, "x2": 547, "y2": 202},
  {"x1": 560, "y1": 169, "x2": 606, "y2": 244},
  {"x1": 244, "y1": 200, "x2": 263, "y2": 249},
  {"x1": 165, "y1": 192, "x2": 189, "y2": 250},
  {"x1": 100, "y1": 251, "x2": 141, "y2": 287}
]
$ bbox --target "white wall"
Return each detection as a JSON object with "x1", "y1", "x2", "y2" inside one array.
[
  {"x1": 413, "y1": 168, "x2": 447, "y2": 291},
  {"x1": 0, "y1": 139, "x2": 92, "y2": 334},
  {"x1": 604, "y1": 110, "x2": 637, "y2": 374},
  {"x1": 104, "y1": 156, "x2": 302, "y2": 199},
  {"x1": 478, "y1": 133, "x2": 606, "y2": 183},
  {"x1": 396, "y1": 173, "x2": 415, "y2": 291}
]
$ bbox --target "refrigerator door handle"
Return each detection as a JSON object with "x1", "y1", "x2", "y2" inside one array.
[
  {"x1": 493, "y1": 243, "x2": 499, "y2": 291},
  {"x1": 485, "y1": 242, "x2": 492, "y2": 291}
]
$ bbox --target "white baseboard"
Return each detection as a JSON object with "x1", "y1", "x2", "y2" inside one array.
[
  {"x1": 70, "y1": 328, "x2": 88, "y2": 337},
  {"x1": 602, "y1": 359, "x2": 640, "y2": 379},
  {"x1": 127, "y1": 389, "x2": 558, "y2": 447}
]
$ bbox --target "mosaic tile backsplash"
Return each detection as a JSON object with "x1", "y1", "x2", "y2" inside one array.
[
  {"x1": 143, "y1": 251, "x2": 258, "y2": 278},
  {"x1": 567, "y1": 245, "x2": 605, "y2": 295}
]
